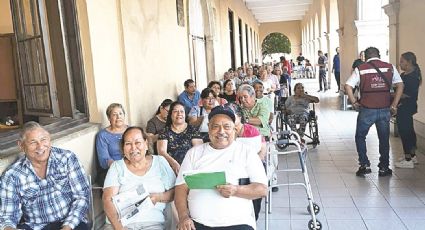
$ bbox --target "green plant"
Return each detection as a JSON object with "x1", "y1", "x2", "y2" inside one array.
[{"x1": 261, "y1": 33, "x2": 291, "y2": 60}]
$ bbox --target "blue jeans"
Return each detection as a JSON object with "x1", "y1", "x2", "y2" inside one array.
[{"x1": 355, "y1": 107, "x2": 391, "y2": 168}]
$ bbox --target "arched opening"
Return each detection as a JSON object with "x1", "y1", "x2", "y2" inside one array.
[
  {"x1": 261, "y1": 32, "x2": 291, "y2": 63},
  {"x1": 188, "y1": 0, "x2": 208, "y2": 89},
  {"x1": 356, "y1": 0, "x2": 389, "y2": 62}
]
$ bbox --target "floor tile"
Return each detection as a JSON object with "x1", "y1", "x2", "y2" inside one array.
[
  {"x1": 358, "y1": 207, "x2": 398, "y2": 219},
  {"x1": 261, "y1": 79, "x2": 425, "y2": 229},
  {"x1": 364, "y1": 219, "x2": 407, "y2": 230},
  {"x1": 327, "y1": 220, "x2": 367, "y2": 230},
  {"x1": 323, "y1": 207, "x2": 362, "y2": 220}
]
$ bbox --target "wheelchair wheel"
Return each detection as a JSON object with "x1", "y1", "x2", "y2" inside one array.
[
  {"x1": 275, "y1": 112, "x2": 289, "y2": 150},
  {"x1": 310, "y1": 117, "x2": 320, "y2": 148}
]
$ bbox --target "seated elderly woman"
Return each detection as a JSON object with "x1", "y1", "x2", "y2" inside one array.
[
  {"x1": 103, "y1": 126, "x2": 176, "y2": 230},
  {"x1": 284, "y1": 83, "x2": 319, "y2": 139},
  {"x1": 146, "y1": 99, "x2": 173, "y2": 154},
  {"x1": 189, "y1": 88, "x2": 217, "y2": 142},
  {"x1": 96, "y1": 103, "x2": 128, "y2": 184},
  {"x1": 158, "y1": 101, "x2": 203, "y2": 174}
]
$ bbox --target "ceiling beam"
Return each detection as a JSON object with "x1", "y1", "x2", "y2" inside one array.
[{"x1": 246, "y1": 0, "x2": 312, "y2": 9}]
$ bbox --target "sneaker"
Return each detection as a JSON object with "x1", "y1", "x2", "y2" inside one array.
[
  {"x1": 397, "y1": 155, "x2": 418, "y2": 164},
  {"x1": 378, "y1": 168, "x2": 393, "y2": 177},
  {"x1": 317, "y1": 89, "x2": 322, "y2": 92},
  {"x1": 395, "y1": 159, "x2": 414, "y2": 168},
  {"x1": 356, "y1": 165, "x2": 372, "y2": 176}
]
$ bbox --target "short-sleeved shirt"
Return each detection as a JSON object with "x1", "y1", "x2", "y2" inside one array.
[
  {"x1": 399, "y1": 68, "x2": 421, "y2": 114},
  {"x1": 178, "y1": 90, "x2": 201, "y2": 115},
  {"x1": 103, "y1": 156, "x2": 176, "y2": 225},
  {"x1": 285, "y1": 96, "x2": 311, "y2": 117},
  {"x1": 189, "y1": 106, "x2": 210, "y2": 133},
  {"x1": 96, "y1": 128, "x2": 124, "y2": 169},
  {"x1": 175, "y1": 142, "x2": 267, "y2": 228},
  {"x1": 158, "y1": 125, "x2": 201, "y2": 164},
  {"x1": 146, "y1": 116, "x2": 166, "y2": 135},
  {"x1": 257, "y1": 97, "x2": 273, "y2": 114},
  {"x1": 241, "y1": 98, "x2": 271, "y2": 137},
  {"x1": 318, "y1": 55, "x2": 327, "y2": 70}
]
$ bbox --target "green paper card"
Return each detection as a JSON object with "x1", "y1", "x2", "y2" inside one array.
[{"x1": 183, "y1": 171, "x2": 226, "y2": 189}]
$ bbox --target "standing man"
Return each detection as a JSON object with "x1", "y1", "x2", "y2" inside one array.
[
  {"x1": 296, "y1": 53, "x2": 305, "y2": 66},
  {"x1": 333, "y1": 47, "x2": 341, "y2": 93},
  {"x1": 345, "y1": 47, "x2": 404, "y2": 177},
  {"x1": 0, "y1": 121, "x2": 90, "y2": 230},
  {"x1": 178, "y1": 79, "x2": 201, "y2": 115},
  {"x1": 317, "y1": 50, "x2": 328, "y2": 92},
  {"x1": 175, "y1": 106, "x2": 267, "y2": 230}
]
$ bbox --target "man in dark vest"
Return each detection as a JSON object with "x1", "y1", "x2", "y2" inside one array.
[{"x1": 344, "y1": 47, "x2": 404, "y2": 177}]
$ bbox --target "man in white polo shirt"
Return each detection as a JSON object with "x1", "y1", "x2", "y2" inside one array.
[{"x1": 175, "y1": 106, "x2": 268, "y2": 230}]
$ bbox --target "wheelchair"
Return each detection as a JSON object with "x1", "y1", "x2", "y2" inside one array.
[{"x1": 275, "y1": 96, "x2": 320, "y2": 149}]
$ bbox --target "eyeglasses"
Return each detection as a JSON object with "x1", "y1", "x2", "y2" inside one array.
[{"x1": 162, "y1": 107, "x2": 169, "y2": 112}]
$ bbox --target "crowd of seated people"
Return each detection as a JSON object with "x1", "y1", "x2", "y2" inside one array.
[{"x1": 0, "y1": 61, "x2": 319, "y2": 230}]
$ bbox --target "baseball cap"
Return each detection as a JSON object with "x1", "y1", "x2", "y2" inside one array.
[{"x1": 208, "y1": 106, "x2": 236, "y2": 122}]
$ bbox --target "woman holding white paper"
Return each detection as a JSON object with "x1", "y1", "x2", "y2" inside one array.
[{"x1": 103, "y1": 126, "x2": 176, "y2": 230}]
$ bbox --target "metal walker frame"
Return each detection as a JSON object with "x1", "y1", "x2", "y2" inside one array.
[{"x1": 264, "y1": 130, "x2": 322, "y2": 230}]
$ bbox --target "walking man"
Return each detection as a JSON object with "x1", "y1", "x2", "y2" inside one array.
[
  {"x1": 344, "y1": 47, "x2": 404, "y2": 177},
  {"x1": 333, "y1": 47, "x2": 341, "y2": 92},
  {"x1": 317, "y1": 50, "x2": 327, "y2": 92}
]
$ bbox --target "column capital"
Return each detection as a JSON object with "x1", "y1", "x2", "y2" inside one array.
[
  {"x1": 383, "y1": 0, "x2": 400, "y2": 18},
  {"x1": 336, "y1": 27, "x2": 344, "y2": 37}
]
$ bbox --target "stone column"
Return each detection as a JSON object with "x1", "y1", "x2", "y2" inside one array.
[{"x1": 383, "y1": 0, "x2": 400, "y2": 67}]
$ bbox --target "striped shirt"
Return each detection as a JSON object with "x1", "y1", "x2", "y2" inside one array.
[{"x1": 0, "y1": 147, "x2": 90, "y2": 230}]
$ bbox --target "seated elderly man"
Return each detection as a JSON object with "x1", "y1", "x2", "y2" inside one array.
[
  {"x1": 0, "y1": 121, "x2": 90, "y2": 230},
  {"x1": 175, "y1": 106, "x2": 267, "y2": 230}
]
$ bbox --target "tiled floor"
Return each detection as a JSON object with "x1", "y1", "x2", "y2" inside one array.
[{"x1": 257, "y1": 78, "x2": 425, "y2": 230}]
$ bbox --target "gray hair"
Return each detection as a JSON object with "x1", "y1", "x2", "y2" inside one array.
[
  {"x1": 106, "y1": 103, "x2": 126, "y2": 119},
  {"x1": 19, "y1": 121, "x2": 46, "y2": 142},
  {"x1": 237, "y1": 84, "x2": 256, "y2": 97}
]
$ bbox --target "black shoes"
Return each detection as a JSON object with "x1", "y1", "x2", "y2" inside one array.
[
  {"x1": 356, "y1": 165, "x2": 372, "y2": 176},
  {"x1": 356, "y1": 165, "x2": 393, "y2": 177},
  {"x1": 378, "y1": 168, "x2": 393, "y2": 177},
  {"x1": 272, "y1": 187, "x2": 279, "y2": 192}
]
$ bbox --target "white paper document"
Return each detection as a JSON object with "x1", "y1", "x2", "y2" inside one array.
[{"x1": 112, "y1": 184, "x2": 154, "y2": 225}]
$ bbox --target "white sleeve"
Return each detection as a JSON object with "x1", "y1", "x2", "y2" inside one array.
[
  {"x1": 246, "y1": 149, "x2": 268, "y2": 185},
  {"x1": 157, "y1": 156, "x2": 177, "y2": 190},
  {"x1": 345, "y1": 68, "x2": 360, "y2": 88},
  {"x1": 103, "y1": 161, "x2": 121, "y2": 189},
  {"x1": 391, "y1": 65, "x2": 403, "y2": 84}
]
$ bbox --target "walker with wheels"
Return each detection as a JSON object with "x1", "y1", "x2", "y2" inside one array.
[{"x1": 264, "y1": 130, "x2": 322, "y2": 230}]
